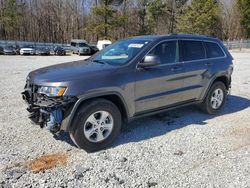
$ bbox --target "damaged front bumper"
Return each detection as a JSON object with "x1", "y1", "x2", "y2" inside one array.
[{"x1": 22, "y1": 86, "x2": 77, "y2": 133}]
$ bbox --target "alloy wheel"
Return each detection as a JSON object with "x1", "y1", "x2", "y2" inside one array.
[{"x1": 83, "y1": 111, "x2": 114, "y2": 143}]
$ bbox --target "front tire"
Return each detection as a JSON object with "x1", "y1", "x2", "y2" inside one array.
[
  {"x1": 70, "y1": 99, "x2": 122, "y2": 152},
  {"x1": 200, "y1": 81, "x2": 227, "y2": 114}
]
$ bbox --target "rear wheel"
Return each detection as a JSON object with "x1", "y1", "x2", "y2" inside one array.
[
  {"x1": 200, "y1": 81, "x2": 227, "y2": 114},
  {"x1": 70, "y1": 99, "x2": 122, "y2": 152}
]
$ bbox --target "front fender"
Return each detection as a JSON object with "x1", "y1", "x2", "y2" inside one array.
[{"x1": 60, "y1": 91, "x2": 130, "y2": 132}]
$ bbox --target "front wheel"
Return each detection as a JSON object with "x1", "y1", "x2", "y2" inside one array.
[
  {"x1": 200, "y1": 81, "x2": 227, "y2": 114},
  {"x1": 70, "y1": 99, "x2": 122, "y2": 152}
]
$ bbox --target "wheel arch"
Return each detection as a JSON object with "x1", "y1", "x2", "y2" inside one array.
[
  {"x1": 61, "y1": 92, "x2": 129, "y2": 132},
  {"x1": 201, "y1": 74, "x2": 230, "y2": 101}
]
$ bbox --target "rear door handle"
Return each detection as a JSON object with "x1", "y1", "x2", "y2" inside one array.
[{"x1": 171, "y1": 67, "x2": 183, "y2": 72}]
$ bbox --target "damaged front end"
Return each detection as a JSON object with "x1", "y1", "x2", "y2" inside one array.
[{"x1": 22, "y1": 81, "x2": 77, "y2": 133}]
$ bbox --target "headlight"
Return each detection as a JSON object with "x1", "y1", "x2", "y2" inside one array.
[{"x1": 38, "y1": 86, "x2": 66, "y2": 97}]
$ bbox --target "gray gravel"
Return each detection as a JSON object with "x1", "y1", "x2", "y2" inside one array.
[{"x1": 0, "y1": 53, "x2": 249, "y2": 188}]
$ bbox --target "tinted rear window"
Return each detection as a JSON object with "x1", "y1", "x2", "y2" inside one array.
[
  {"x1": 180, "y1": 40, "x2": 205, "y2": 61},
  {"x1": 205, "y1": 42, "x2": 224, "y2": 58}
]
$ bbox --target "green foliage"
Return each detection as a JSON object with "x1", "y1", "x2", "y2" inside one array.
[
  {"x1": 148, "y1": 0, "x2": 166, "y2": 24},
  {"x1": 175, "y1": 0, "x2": 188, "y2": 9},
  {"x1": 89, "y1": 0, "x2": 128, "y2": 40},
  {"x1": 237, "y1": 0, "x2": 250, "y2": 38},
  {"x1": 0, "y1": 0, "x2": 24, "y2": 33},
  {"x1": 177, "y1": 0, "x2": 221, "y2": 37}
]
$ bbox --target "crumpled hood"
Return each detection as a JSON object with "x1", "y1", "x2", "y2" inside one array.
[{"x1": 28, "y1": 60, "x2": 117, "y2": 85}]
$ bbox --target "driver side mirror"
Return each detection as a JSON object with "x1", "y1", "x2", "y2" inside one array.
[{"x1": 138, "y1": 55, "x2": 161, "y2": 68}]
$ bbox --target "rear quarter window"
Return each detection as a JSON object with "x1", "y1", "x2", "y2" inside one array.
[
  {"x1": 180, "y1": 40, "x2": 205, "y2": 61},
  {"x1": 205, "y1": 41, "x2": 225, "y2": 58}
]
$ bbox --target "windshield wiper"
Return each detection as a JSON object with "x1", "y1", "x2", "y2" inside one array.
[{"x1": 92, "y1": 59, "x2": 106, "y2": 64}]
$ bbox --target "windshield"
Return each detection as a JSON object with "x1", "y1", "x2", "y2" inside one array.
[
  {"x1": 22, "y1": 45, "x2": 33, "y2": 48},
  {"x1": 92, "y1": 39, "x2": 151, "y2": 65},
  {"x1": 79, "y1": 43, "x2": 88, "y2": 47},
  {"x1": 4, "y1": 46, "x2": 14, "y2": 50}
]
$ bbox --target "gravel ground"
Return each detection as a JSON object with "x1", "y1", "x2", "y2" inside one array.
[{"x1": 0, "y1": 53, "x2": 249, "y2": 188}]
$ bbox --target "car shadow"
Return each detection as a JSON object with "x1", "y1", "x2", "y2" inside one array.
[
  {"x1": 112, "y1": 95, "x2": 250, "y2": 148},
  {"x1": 54, "y1": 95, "x2": 250, "y2": 149}
]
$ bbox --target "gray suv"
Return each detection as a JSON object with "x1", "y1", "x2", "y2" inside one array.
[{"x1": 22, "y1": 34, "x2": 233, "y2": 152}]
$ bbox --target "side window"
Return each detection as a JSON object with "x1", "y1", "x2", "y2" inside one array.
[
  {"x1": 70, "y1": 42, "x2": 76, "y2": 47},
  {"x1": 148, "y1": 40, "x2": 177, "y2": 64},
  {"x1": 205, "y1": 42, "x2": 224, "y2": 58},
  {"x1": 180, "y1": 40, "x2": 205, "y2": 61}
]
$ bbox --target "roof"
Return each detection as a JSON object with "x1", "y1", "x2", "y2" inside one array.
[
  {"x1": 70, "y1": 39, "x2": 87, "y2": 43},
  {"x1": 129, "y1": 34, "x2": 219, "y2": 41}
]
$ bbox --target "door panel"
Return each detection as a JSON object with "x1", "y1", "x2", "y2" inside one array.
[
  {"x1": 134, "y1": 40, "x2": 185, "y2": 113},
  {"x1": 135, "y1": 64, "x2": 184, "y2": 113},
  {"x1": 181, "y1": 60, "x2": 207, "y2": 101},
  {"x1": 179, "y1": 40, "x2": 207, "y2": 101}
]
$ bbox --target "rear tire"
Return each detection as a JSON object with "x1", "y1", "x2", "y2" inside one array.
[
  {"x1": 70, "y1": 99, "x2": 122, "y2": 152},
  {"x1": 200, "y1": 81, "x2": 227, "y2": 114}
]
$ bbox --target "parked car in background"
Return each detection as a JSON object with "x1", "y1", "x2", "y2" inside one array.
[
  {"x1": 97, "y1": 40, "x2": 112, "y2": 50},
  {"x1": 20, "y1": 45, "x2": 35, "y2": 55},
  {"x1": 54, "y1": 46, "x2": 66, "y2": 56},
  {"x1": 22, "y1": 34, "x2": 233, "y2": 152},
  {"x1": 71, "y1": 39, "x2": 88, "y2": 54},
  {"x1": 0, "y1": 46, "x2": 4, "y2": 55},
  {"x1": 3, "y1": 45, "x2": 16, "y2": 55},
  {"x1": 12, "y1": 45, "x2": 21, "y2": 54},
  {"x1": 89, "y1": 44, "x2": 99, "y2": 55},
  {"x1": 70, "y1": 39, "x2": 98, "y2": 56},
  {"x1": 77, "y1": 43, "x2": 91, "y2": 55},
  {"x1": 35, "y1": 48, "x2": 50, "y2": 55}
]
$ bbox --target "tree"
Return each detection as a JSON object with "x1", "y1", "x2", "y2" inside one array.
[
  {"x1": 89, "y1": 0, "x2": 126, "y2": 40},
  {"x1": 137, "y1": 0, "x2": 150, "y2": 35},
  {"x1": 237, "y1": 0, "x2": 250, "y2": 38},
  {"x1": 221, "y1": 1, "x2": 242, "y2": 40},
  {"x1": 177, "y1": 0, "x2": 221, "y2": 37},
  {"x1": 0, "y1": 0, "x2": 24, "y2": 39},
  {"x1": 148, "y1": 0, "x2": 166, "y2": 34}
]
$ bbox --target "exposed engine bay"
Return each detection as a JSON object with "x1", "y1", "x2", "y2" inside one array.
[{"x1": 22, "y1": 83, "x2": 76, "y2": 133}]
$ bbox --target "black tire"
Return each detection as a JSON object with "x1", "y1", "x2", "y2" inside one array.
[
  {"x1": 70, "y1": 99, "x2": 122, "y2": 152},
  {"x1": 200, "y1": 81, "x2": 227, "y2": 114}
]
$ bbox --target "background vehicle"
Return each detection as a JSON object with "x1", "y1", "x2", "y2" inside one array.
[
  {"x1": 54, "y1": 46, "x2": 66, "y2": 55},
  {"x1": 20, "y1": 45, "x2": 35, "y2": 55},
  {"x1": 22, "y1": 34, "x2": 233, "y2": 152},
  {"x1": 70, "y1": 39, "x2": 88, "y2": 54},
  {"x1": 89, "y1": 44, "x2": 99, "y2": 54},
  {"x1": 12, "y1": 44, "x2": 21, "y2": 54},
  {"x1": 97, "y1": 40, "x2": 112, "y2": 50},
  {"x1": 0, "y1": 46, "x2": 3, "y2": 55},
  {"x1": 35, "y1": 48, "x2": 50, "y2": 55},
  {"x1": 3, "y1": 45, "x2": 16, "y2": 55},
  {"x1": 71, "y1": 39, "x2": 98, "y2": 55}
]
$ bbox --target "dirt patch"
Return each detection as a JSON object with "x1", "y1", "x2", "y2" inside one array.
[{"x1": 27, "y1": 153, "x2": 67, "y2": 173}]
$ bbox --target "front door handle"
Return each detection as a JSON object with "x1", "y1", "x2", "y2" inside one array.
[
  {"x1": 171, "y1": 67, "x2": 182, "y2": 72},
  {"x1": 205, "y1": 62, "x2": 213, "y2": 66}
]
